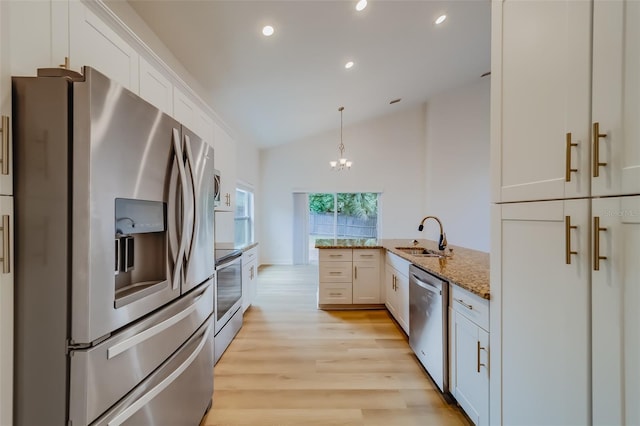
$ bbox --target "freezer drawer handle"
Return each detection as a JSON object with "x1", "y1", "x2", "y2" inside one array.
[
  {"x1": 107, "y1": 321, "x2": 212, "y2": 426},
  {"x1": 107, "y1": 284, "x2": 209, "y2": 359}
]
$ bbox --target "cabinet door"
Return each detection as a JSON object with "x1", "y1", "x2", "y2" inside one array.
[
  {"x1": 592, "y1": 195, "x2": 640, "y2": 425},
  {"x1": 213, "y1": 123, "x2": 236, "y2": 214},
  {"x1": 395, "y1": 270, "x2": 409, "y2": 334},
  {"x1": 139, "y1": 57, "x2": 173, "y2": 115},
  {"x1": 352, "y1": 260, "x2": 380, "y2": 304},
  {"x1": 384, "y1": 268, "x2": 398, "y2": 318},
  {"x1": 492, "y1": 0, "x2": 591, "y2": 202},
  {"x1": 0, "y1": 196, "x2": 13, "y2": 426},
  {"x1": 0, "y1": 1, "x2": 10, "y2": 197},
  {"x1": 452, "y1": 311, "x2": 488, "y2": 426},
  {"x1": 69, "y1": 2, "x2": 139, "y2": 92},
  {"x1": 173, "y1": 86, "x2": 197, "y2": 132},
  {"x1": 499, "y1": 199, "x2": 590, "y2": 425},
  {"x1": 591, "y1": 0, "x2": 640, "y2": 196},
  {"x1": 249, "y1": 261, "x2": 257, "y2": 308},
  {"x1": 241, "y1": 261, "x2": 251, "y2": 313}
]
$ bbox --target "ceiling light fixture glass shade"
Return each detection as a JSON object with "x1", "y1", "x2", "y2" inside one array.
[
  {"x1": 356, "y1": 0, "x2": 367, "y2": 12},
  {"x1": 330, "y1": 107, "x2": 352, "y2": 171},
  {"x1": 262, "y1": 25, "x2": 274, "y2": 36},
  {"x1": 435, "y1": 14, "x2": 447, "y2": 25}
]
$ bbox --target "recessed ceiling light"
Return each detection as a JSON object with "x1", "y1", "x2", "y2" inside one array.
[
  {"x1": 435, "y1": 14, "x2": 447, "y2": 25},
  {"x1": 345, "y1": 61, "x2": 354, "y2": 69},
  {"x1": 356, "y1": 0, "x2": 367, "y2": 12},
  {"x1": 262, "y1": 25, "x2": 274, "y2": 36}
]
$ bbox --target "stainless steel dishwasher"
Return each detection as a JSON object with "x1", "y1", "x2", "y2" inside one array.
[{"x1": 409, "y1": 264, "x2": 449, "y2": 394}]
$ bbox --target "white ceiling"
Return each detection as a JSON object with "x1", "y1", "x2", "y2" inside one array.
[{"x1": 127, "y1": 0, "x2": 491, "y2": 148}]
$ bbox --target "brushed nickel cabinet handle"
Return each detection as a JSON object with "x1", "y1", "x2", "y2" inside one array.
[
  {"x1": 354, "y1": 266, "x2": 357, "y2": 279},
  {"x1": 329, "y1": 271, "x2": 342, "y2": 275},
  {"x1": 0, "y1": 116, "x2": 9, "y2": 175},
  {"x1": 477, "y1": 341, "x2": 486, "y2": 373},
  {"x1": 329, "y1": 254, "x2": 343, "y2": 258},
  {"x1": 593, "y1": 216, "x2": 607, "y2": 271},
  {"x1": 565, "y1": 216, "x2": 578, "y2": 264},
  {"x1": 455, "y1": 298, "x2": 473, "y2": 310},
  {"x1": 0, "y1": 215, "x2": 9, "y2": 274},
  {"x1": 592, "y1": 122, "x2": 607, "y2": 178},
  {"x1": 565, "y1": 132, "x2": 578, "y2": 182}
]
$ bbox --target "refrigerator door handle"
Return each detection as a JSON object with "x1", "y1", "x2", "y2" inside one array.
[
  {"x1": 171, "y1": 128, "x2": 188, "y2": 291},
  {"x1": 183, "y1": 134, "x2": 197, "y2": 265},
  {"x1": 106, "y1": 321, "x2": 212, "y2": 426},
  {"x1": 106, "y1": 284, "x2": 209, "y2": 359}
]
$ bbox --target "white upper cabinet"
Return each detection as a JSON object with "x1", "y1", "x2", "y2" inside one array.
[
  {"x1": 139, "y1": 57, "x2": 173, "y2": 116},
  {"x1": 492, "y1": 0, "x2": 591, "y2": 203},
  {"x1": 173, "y1": 86, "x2": 198, "y2": 133},
  {"x1": 493, "y1": 0, "x2": 640, "y2": 203},
  {"x1": 591, "y1": 0, "x2": 640, "y2": 196},
  {"x1": 213, "y1": 123, "x2": 236, "y2": 213},
  {"x1": 69, "y1": 1, "x2": 139, "y2": 93}
]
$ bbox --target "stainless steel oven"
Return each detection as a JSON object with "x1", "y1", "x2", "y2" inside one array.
[{"x1": 213, "y1": 248, "x2": 243, "y2": 363}]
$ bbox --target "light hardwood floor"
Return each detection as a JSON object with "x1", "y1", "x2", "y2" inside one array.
[{"x1": 202, "y1": 265, "x2": 470, "y2": 426}]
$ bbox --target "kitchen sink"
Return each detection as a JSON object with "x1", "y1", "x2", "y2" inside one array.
[{"x1": 395, "y1": 247, "x2": 446, "y2": 258}]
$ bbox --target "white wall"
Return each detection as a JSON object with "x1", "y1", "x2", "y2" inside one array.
[
  {"x1": 260, "y1": 106, "x2": 427, "y2": 265},
  {"x1": 424, "y1": 77, "x2": 490, "y2": 252}
]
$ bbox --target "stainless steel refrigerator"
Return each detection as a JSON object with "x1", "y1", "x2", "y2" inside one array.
[{"x1": 12, "y1": 67, "x2": 216, "y2": 426}]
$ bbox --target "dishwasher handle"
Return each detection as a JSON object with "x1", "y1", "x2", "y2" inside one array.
[{"x1": 411, "y1": 273, "x2": 442, "y2": 295}]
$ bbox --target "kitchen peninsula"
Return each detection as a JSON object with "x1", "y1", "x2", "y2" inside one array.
[
  {"x1": 315, "y1": 238, "x2": 491, "y2": 425},
  {"x1": 315, "y1": 238, "x2": 490, "y2": 300}
]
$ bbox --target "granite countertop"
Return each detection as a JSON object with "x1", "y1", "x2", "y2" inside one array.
[
  {"x1": 215, "y1": 241, "x2": 259, "y2": 252},
  {"x1": 315, "y1": 238, "x2": 490, "y2": 300}
]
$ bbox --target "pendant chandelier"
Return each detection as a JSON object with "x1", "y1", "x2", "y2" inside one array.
[{"x1": 330, "y1": 106, "x2": 352, "y2": 171}]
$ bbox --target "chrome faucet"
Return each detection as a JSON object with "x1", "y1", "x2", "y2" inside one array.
[{"x1": 418, "y1": 216, "x2": 448, "y2": 251}]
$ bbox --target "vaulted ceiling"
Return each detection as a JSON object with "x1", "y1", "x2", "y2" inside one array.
[{"x1": 127, "y1": 0, "x2": 491, "y2": 148}]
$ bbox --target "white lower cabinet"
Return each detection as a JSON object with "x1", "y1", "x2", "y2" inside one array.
[
  {"x1": 318, "y1": 249, "x2": 381, "y2": 306},
  {"x1": 450, "y1": 285, "x2": 489, "y2": 426},
  {"x1": 241, "y1": 246, "x2": 258, "y2": 313},
  {"x1": 353, "y1": 250, "x2": 381, "y2": 304},
  {"x1": 592, "y1": 196, "x2": 640, "y2": 425},
  {"x1": 384, "y1": 251, "x2": 409, "y2": 334},
  {"x1": 495, "y1": 199, "x2": 591, "y2": 425},
  {"x1": 0, "y1": 196, "x2": 13, "y2": 426}
]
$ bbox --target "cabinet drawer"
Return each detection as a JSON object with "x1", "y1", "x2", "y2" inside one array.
[
  {"x1": 318, "y1": 282, "x2": 353, "y2": 304},
  {"x1": 243, "y1": 246, "x2": 258, "y2": 263},
  {"x1": 386, "y1": 251, "x2": 410, "y2": 276},
  {"x1": 319, "y1": 262, "x2": 352, "y2": 282},
  {"x1": 353, "y1": 249, "x2": 380, "y2": 262},
  {"x1": 451, "y1": 284, "x2": 489, "y2": 331},
  {"x1": 319, "y1": 249, "x2": 352, "y2": 262}
]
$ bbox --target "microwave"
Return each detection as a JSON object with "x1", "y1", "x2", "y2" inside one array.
[{"x1": 213, "y1": 169, "x2": 221, "y2": 207}]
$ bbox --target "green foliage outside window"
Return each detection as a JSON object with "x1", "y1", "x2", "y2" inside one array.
[{"x1": 309, "y1": 193, "x2": 378, "y2": 220}]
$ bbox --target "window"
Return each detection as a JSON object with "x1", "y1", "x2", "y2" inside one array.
[
  {"x1": 308, "y1": 192, "x2": 379, "y2": 262},
  {"x1": 234, "y1": 187, "x2": 254, "y2": 247}
]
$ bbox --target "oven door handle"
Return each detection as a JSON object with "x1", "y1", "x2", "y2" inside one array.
[{"x1": 217, "y1": 255, "x2": 242, "y2": 269}]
